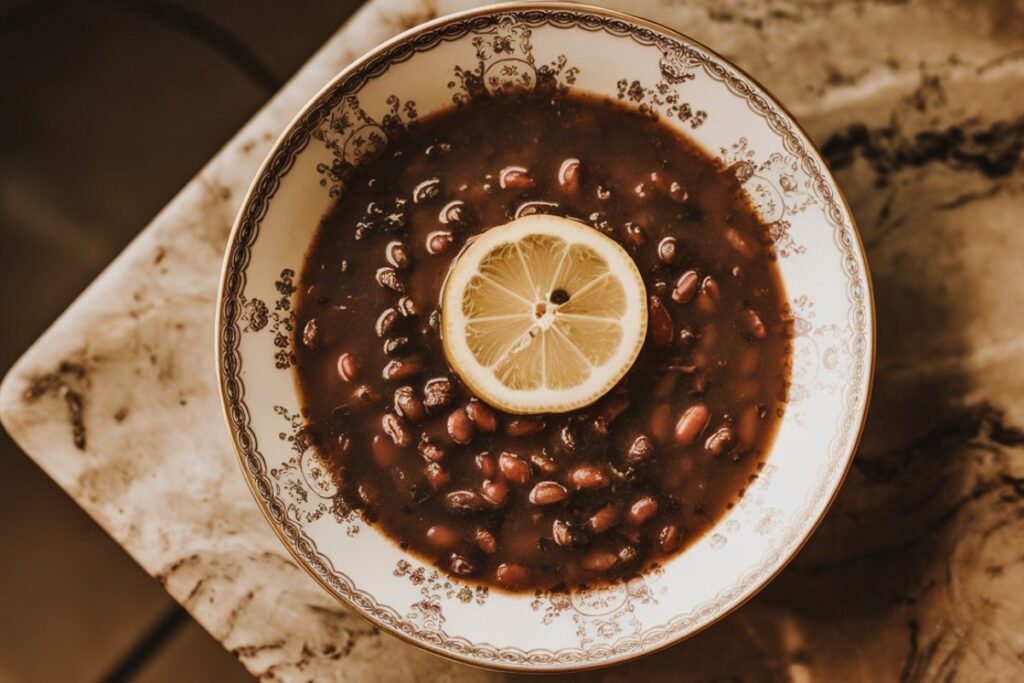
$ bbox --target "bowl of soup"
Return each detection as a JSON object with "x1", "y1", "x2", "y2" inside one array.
[{"x1": 216, "y1": 2, "x2": 874, "y2": 672}]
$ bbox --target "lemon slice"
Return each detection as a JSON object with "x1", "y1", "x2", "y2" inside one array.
[{"x1": 441, "y1": 215, "x2": 647, "y2": 414}]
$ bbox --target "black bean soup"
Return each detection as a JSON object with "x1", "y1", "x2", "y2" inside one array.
[{"x1": 294, "y1": 92, "x2": 790, "y2": 592}]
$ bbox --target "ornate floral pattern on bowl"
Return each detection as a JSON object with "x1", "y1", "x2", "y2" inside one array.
[{"x1": 216, "y1": 2, "x2": 874, "y2": 672}]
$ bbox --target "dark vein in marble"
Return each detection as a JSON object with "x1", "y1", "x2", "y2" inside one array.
[
  {"x1": 935, "y1": 185, "x2": 1004, "y2": 211},
  {"x1": 900, "y1": 618, "x2": 920, "y2": 683},
  {"x1": 22, "y1": 361, "x2": 88, "y2": 449},
  {"x1": 822, "y1": 116, "x2": 1024, "y2": 186},
  {"x1": 232, "y1": 639, "x2": 285, "y2": 659},
  {"x1": 800, "y1": 403, "x2": 1024, "y2": 575}
]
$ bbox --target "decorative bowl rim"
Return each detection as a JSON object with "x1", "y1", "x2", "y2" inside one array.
[{"x1": 215, "y1": 0, "x2": 876, "y2": 673}]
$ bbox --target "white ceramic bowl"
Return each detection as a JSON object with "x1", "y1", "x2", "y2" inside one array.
[{"x1": 217, "y1": 2, "x2": 874, "y2": 672}]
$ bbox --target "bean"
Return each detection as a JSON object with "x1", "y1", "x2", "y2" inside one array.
[
  {"x1": 529, "y1": 453, "x2": 558, "y2": 475},
  {"x1": 648, "y1": 296, "x2": 674, "y2": 346},
  {"x1": 628, "y1": 496, "x2": 659, "y2": 525},
  {"x1": 596, "y1": 185, "x2": 611, "y2": 200},
  {"x1": 744, "y1": 308, "x2": 767, "y2": 338},
  {"x1": 705, "y1": 426, "x2": 736, "y2": 456},
  {"x1": 448, "y1": 553, "x2": 476, "y2": 577},
  {"x1": 529, "y1": 481, "x2": 569, "y2": 505},
  {"x1": 495, "y1": 563, "x2": 529, "y2": 589},
  {"x1": 356, "y1": 482, "x2": 377, "y2": 508},
  {"x1": 424, "y1": 142, "x2": 451, "y2": 157},
  {"x1": 558, "y1": 158, "x2": 581, "y2": 192},
  {"x1": 418, "y1": 437, "x2": 446, "y2": 463},
  {"x1": 671, "y1": 270, "x2": 699, "y2": 304},
  {"x1": 736, "y1": 379, "x2": 758, "y2": 401},
  {"x1": 375, "y1": 307, "x2": 400, "y2": 337},
  {"x1": 692, "y1": 368, "x2": 708, "y2": 394},
  {"x1": 653, "y1": 372, "x2": 678, "y2": 401},
  {"x1": 650, "y1": 404, "x2": 673, "y2": 442},
  {"x1": 375, "y1": 267, "x2": 405, "y2": 294},
  {"x1": 438, "y1": 200, "x2": 470, "y2": 229},
  {"x1": 394, "y1": 465, "x2": 420, "y2": 499},
  {"x1": 724, "y1": 227, "x2": 755, "y2": 259},
  {"x1": 739, "y1": 347, "x2": 759, "y2": 376},
  {"x1": 335, "y1": 353, "x2": 358, "y2": 382},
  {"x1": 678, "y1": 457, "x2": 696, "y2": 477},
  {"x1": 552, "y1": 519, "x2": 575, "y2": 546},
  {"x1": 475, "y1": 453, "x2": 497, "y2": 479},
  {"x1": 301, "y1": 318, "x2": 319, "y2": 349},
  {"x1": 393, "y1": 386, "x2": 426, "y2": 423},
  {"x1": 385, "y1": 240, "x2": 410, "y2": 270},
  {"x1": 657, "y1": 236, "x2": 677, "y2": 264},
  {"x1": 558, "y1": 424, "x2": 579, "y2": 452},
  {"x1": 697, "y1": 276, "x2": 720, "y2": 314},
  {"x1": 444, "y1": 490, "x2": 486, "y2": 513},
  {"x1": 582, "y1": 550, "x2": 618, "y2": 572},
  {"x1": 465, "y1": 399, "x2": 497, "y2": 432},
  {"x1": 648, "y1": 170, "x2": 669, "y2": 192},
  {"x1": 412, "y1": 177, "x2": 441, "y2": 204},
  {"x1": 599, "y1": 394, "x2": 630, "y2": 422},
  {"x1": 396, "y1": 296, "x2": 418, "y2": 317},
  {"x1": 499, "y1": 166, "x2": 535, "y2": 190},
  {"x1": 425, "y1": 524, "x2": 458, "y2": 549},
  {"x1": 384, "y1": 337, "x2": 411, "y2": 357},
  {"x1": 475, "y1": 529, "x2": 498, "y2": 554},
  {"x1": 566, "y1": 464, "x2": 610, "y2": 490},
  {"x1": 618, "y1": 545, "x2": 639, "y2": 565},
  {"x1": 498, "y1": 451, "x2": 531, "y2": 485},
  {"x1": 697, "y1": 324, "x2": 718, "y2": 358},
  {"x1": 423, "y1": 377, "x2": 454, "y2": 412},
  {"x1": 352, "y1": 384, "x2": 380, "y2": 404},
  {"x1": 427, "y1": 309, "x2": 441, "y2": 331},
  {"x1": 634, "y1": 181, "x2": 653, "y2": 199},
  {"x1": 674, "y1": 404, "x2": 711, "y2": 445},
  {"x1": 627, "y1": 435, "x2": 654, "y2": 464},
  {"x1": 623, "y1": 222, "x2": 645, "y2": 247},
  {"x1": 447, "y1": 408, "x2": 474, "y2": 444},
  {"x1": 669, "y1": 181, "x2": 688, "y2": 203},
  {"x1": 424, "y1": 463, "x2": 450, "y2": 491},
  {"x1": 738, "y1": 405, "x2": 761, "y2": 448},
  {"x1": 480, "y1": 479, "x2": 508, "y2": 507},
  {"x1": 372, "y1": 435, "x2": 401, "y2": 468},
  {"x1": 588, "y1": 504, "x2": 618, "y2": 534},
  {"x1": 506, "y1": 417, "x2": 545, "y2": 437},
  {"x1": 426, "y1": 230, "x2": 453, "y2": 255},
  {"x1": 382, "y1": 357, "x2": 423, "y2": 381},
  {"x1": 658, "y1": 524, "x2": 682, "y2": 552},
  {"x1": 382, "y1": 413, "x2": 413, "y2": 448}
]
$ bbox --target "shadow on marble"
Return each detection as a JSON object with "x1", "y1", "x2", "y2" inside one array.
[{"x1": 0, "y1": 0, "x2": 360, "y2": 680}]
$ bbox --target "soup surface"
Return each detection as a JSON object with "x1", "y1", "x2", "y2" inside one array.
[{"x1": 293, "y1": 91, "x2": 790, "y2": 591}]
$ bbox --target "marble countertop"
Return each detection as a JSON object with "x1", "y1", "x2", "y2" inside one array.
[{"x1": 3, "y1": 0, "x2": 1023, "y2": 680}]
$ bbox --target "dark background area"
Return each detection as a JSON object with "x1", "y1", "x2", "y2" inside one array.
[{"x1": 0, "y1": 1, "x2": 362, "y2": 680}]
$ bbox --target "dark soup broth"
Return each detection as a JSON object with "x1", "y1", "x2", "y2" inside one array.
[{"x1": 292, "y1": 91, "x2": 790, "y2": 592}]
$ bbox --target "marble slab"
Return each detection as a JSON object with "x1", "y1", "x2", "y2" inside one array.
[{"x1": 3, "y1": 0, "x2": 1023, "y2": 680}]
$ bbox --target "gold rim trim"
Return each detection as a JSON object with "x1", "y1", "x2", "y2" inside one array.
[{"x1": 214, "y1": 1, "x2": 877, "y2": 673}]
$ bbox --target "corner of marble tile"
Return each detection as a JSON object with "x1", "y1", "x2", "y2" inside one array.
[{"x1": 0, "y1": 354, "x2": 31, "y2": 437}]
